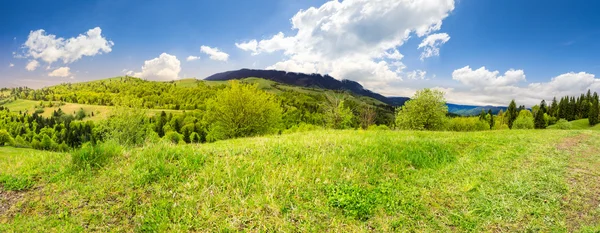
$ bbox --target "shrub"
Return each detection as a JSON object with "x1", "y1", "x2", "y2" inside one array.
[
  {"x1": 367, "y1": 124, "x2": 391, "y2": 131},
  {"x1": 95, "y1": 107, "x2": 149, "y2": 146},
  {"x1": 553, "y1": 119, "x2": 572, "y2": 130},
  {"x1": 0, "y1": 129, "x2": 13, "y2": 146},
  {"x1": 513, "y1": 111, "x2": 535, "y2": 129},
  {"x1": 205, "y1": 80, "x2": 282, "y2": 142},
  {"x1": 71, "y1": 141, "x2": 122, "y2": 171},
  {"x1": 11, "y1": 135, "x2": 30, "y2": 148},
  {"x1": 446, "y1": 117, "x2": 489, "y2": 132},
  {"x1": 164, "y1": 131, "x2": 184, "y2": 144}
]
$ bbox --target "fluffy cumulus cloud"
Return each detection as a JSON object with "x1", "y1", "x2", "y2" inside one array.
[
  {"x1": 418, "y1": 33, "x2": 450, "y2": 60},
  {"x1": 452, "y1": 66, "x2": 526, "y2": 88},
  {"x1": 9, "y1": 63, "x2": 14, "y2": 68},
  {"x1": 25, "y1": 60, "x2": 39, "y2": 71},
  {"x1": 186, "y1": 56, "x2": 200, "y2": 61},
  {"x1": 200, "y1": 46, "x2": 229, "y2": 61},
  {"x1": 22, "y1": 27, "x2": 113, "y2": 64},
  {"x1": 48, "y1": 67, "x2": 72, "y2": 78},
  {"x1": 132, "y1": 53, "x2": 181, "y2": 81},
  {"x1": 235, "y1": 0, "x2": 455, "y2": 90},
  {"x1": 447, "y1": 66, "x2": 600, "y2": 106}
]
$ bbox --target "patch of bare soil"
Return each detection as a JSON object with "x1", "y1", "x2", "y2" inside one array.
[
  {"x1": 558, "y1": 134, "x2": 600, "y2": 231},
  {"x1": 0, "y1": 189, "x2": 25, "y2": 217}
]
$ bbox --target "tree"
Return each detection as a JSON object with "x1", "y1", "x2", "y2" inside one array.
[
  {"x1": 488, "y1": 109, "x2": 494, "y2": 130},
  {"x1": 205, "y1": 80, "x2": 282, "y2": 141},
  {"x1": 0, "y1": 129, "x2": 13, "y2": 146},
  {"x1": 395, "y1": 89, "x2": 447, "y2": 130},
  {"x1": 549, "y1": 97, "x2": 558, "y2": 117},
  {"x1": 534, "y1": 107, "x2": 546, "y2": 129},
  {"x1": 75, "y1": 108, "x2": 86, "y2": 120},
  {"x1": 359, "y1": 105, "x2": 376, "y2": 129},
  {"x1": 589, "y1": 98, "x2": 599, "y2": 126},
  {"x1": 507, "y1": 100, "x2": 518, "y2": 129},
  {"x1": 326, "y1": 100, "x2": 354, "y2": 129},
  {"x1": 479, "y1": 109, "x2": 487, "y2": 121}
]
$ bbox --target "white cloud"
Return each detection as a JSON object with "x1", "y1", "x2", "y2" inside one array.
[
  {"x1": 407, "y1": 70, "x2": 427, "y2": 80},
  {"x1": 132, "y1": 53, "x2": 181, "y2": 81},
  {"x1": 200, "y1": 46, "x2": 229, "y2": 61},
  {"x1": 25, "y1": 60, "x2": 39, "y2": 71},
  {"x1": 186, "y1": 56, "x2": 200, "y2": 61},
  {"x1": 48, "y1": 67, "x2": 71, "y2": 77},
  {"x1": 418, "y1": 33, "x2": 450, "y2": 60},
  {"x1": 237, "y1": 0, "x2": 455, "y2": 89},
  {"x1": 452, "y1": 66, "x2": 526, "y2": 88},
  {"x1": 9, "y1": 63, "x2": 14, "y2": 68},
  {"x1": 22, "y1": 27, "x2": 113, "y2": 64},
  {"x1": 235, "y1": 40, "x2": 258, "y2": 54},
  {"x1": 447, "y1": 66, "x2": 600, "y2": 106}
]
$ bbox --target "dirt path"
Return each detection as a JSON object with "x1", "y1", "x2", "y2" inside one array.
[
  {"x1": 0, "y1": 189, "x2": 25, "y2": 217},
  {"x1": 558, "y1": 133, "x2": 600, "y2": 232}
]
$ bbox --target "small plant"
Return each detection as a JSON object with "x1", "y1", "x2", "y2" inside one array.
[
  {"x1": 327, "y1": 183, "x2": 377, "y2": 221},
  {"x1": 71, "y1": 141, "x2": 122, "y2": 171},
  {"x1": 164, "y1": 131, "x2": 184, "y2": 144}
]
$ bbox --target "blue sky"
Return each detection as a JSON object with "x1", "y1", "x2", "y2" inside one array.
[{"x1": 1, "y1": 0, "x2": 600, "y2": 106}]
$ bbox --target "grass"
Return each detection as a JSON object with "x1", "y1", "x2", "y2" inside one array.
[
  {"x1": 547, "y1": 118, "x2": 600, "y2": 130},
  {"x1": 1, "y1": 130, "x2": 599, "y2": 231},
  {"x1": 0, "y1": 99, "x2": 183, "y2": 121}
]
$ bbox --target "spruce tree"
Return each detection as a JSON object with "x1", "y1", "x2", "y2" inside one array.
[
  {"x1": 488, "y1": 109, "x2": 494, "y2": 129},
  {"x1": 550, "y1": 97, "x2": 558, "y2": 117},
  {"x1": 507, "y1": 100, "x2": 518, "y2": 129},
  {"x1": 534, "y1": 107, "x2": 546, "y2": 129},
  {"x1": 591, "y1": 94, "x2": 600, "y2": 126}
]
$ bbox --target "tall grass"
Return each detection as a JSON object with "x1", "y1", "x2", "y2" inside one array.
[{"x1": 71, "y1": 141, "x2": 122, "y2": 170}]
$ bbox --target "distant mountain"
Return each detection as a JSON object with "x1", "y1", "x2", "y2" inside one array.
[
  {"x1": 447, "y1": 103, "x2": 507, "y2": 116},
  {"x1": 205, "y1": 69, "x2": 396, "y2": 106},
  {"x1": 205, "y1": 68, "x2": 504, "y2": 116}
]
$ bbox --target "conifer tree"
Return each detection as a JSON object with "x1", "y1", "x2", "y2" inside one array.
[
  {"x1": 488, "y1": 109, "x2": 494, "y2": 129},
  {"x1": 507, "y1": 100, "x2": 518, "y2": 129},
  {"x1": 534, "y1": 106, "x2": 546, "y2": 129}
]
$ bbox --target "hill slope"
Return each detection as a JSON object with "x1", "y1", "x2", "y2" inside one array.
[{"x1": 205, "y1": 69, "x2": 406, "y2": 106}]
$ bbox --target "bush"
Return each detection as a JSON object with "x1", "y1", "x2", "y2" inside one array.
[
  {"x1": 71, "y1": 141, "x2": 122, "y2": 171},
  {"x1": 95, "y1": 107, "x2": 149, "y2": 146},
  {"x1": 163, "y1": 131, "x2": 184, "y2": 144},
  {"x1": 11, "y1": 135, "x2": 30, "y2": 148},
  {"x1": 513, "y1": 116, "x2": 534, "y2": 129},
  {"x1": 367, "y1": 124, "x2": 391, "y2": 131},
  {"x1": 446, "y1": 117, "x2": 489, "y2": 132},
  {"x1": 553, "y1": 119, "x2": 572, "y2": 130},
  {"x1": 205, "y1": 80, "x2": 282, "y2": 141}
]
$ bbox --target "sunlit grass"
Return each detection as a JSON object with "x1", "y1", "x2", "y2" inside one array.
[{"x1": 0, "y1": 130, "x2": 598, "y2": 232}]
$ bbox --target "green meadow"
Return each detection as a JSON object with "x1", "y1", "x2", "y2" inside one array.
[{"x1": 1, "y1": 130, "x2": 599, "y2": 232}]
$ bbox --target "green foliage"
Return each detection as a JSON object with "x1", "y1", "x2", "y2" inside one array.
[
  {"x1": 552, "y1": 119, "x2": 572, "y2": 130},
  {"x1": 589, "y1": 98, "x2": 599, "y2": 126},
  {"x1": 205, "y1": 80, "x2": 282, "y2": 141},
  {"x1": 513, "y1": 110, "x2": 535, "y2": 129},
  {"x1": 95, "y1": 107, "x2": 149, "y2": 146},
  {"x1": 446, "y1": 117, "x2": 490, "y2": 132},
  {"x1": 75, "y1": 108, "x2": 86, "y2": 120},
  {"x1": 164, "y1": 131, "x2": 184, "y2": 144},
  {"x1": 507, "y1": 100, "x2": 518, "y2": 129},
  {"x1": 326, "y1": 99, "x2": 354, "y2": 129},
  {"x1": 534, "y1": 106, "x2": 547, "y2": 129},
  {"x1": 367, "y1": 124, "x2": 391, "y2": 131},
  {"x1": 395, "y1": 89, "x2": 447, "y2": 131},
  {"x1": 71, "y1": 141, "x2": 122, "y2": 171},
  {"x1": 0, "y1": 129, "x2": 13, "y2": 146}
]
